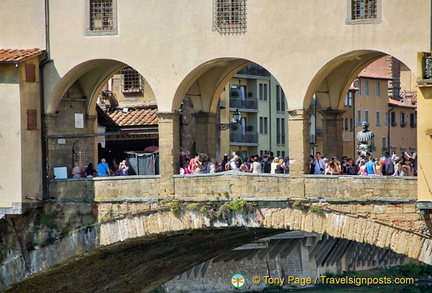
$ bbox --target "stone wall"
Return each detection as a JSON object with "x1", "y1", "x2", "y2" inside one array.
[{"x1": 48, "y1": 173, "x2": 417, "y2": 202}]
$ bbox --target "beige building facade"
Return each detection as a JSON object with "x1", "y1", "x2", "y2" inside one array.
[
  {"x1": 0, "y1": 1, "x2": 431, "y2": 214},
  {"x1": 219, "y1": 67, "x2": 289, "y2": 161}
]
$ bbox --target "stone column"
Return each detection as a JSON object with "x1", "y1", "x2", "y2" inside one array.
[
  {"x1": 319, "y1": 109, "x2": 345, "y2": 159},
  {"x1": 287, "y1": 109, "x2": 310, "y2": 177},
  {"x1": 192, "y1": 112, "x2": 217, "y2": 159},
  {"x1": 157, "y1": 111, "x2": 180, "y2": 196}
]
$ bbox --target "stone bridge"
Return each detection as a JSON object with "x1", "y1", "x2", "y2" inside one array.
[{"x1": 1, "y1": 174, "x2": 428, "y2": 292}]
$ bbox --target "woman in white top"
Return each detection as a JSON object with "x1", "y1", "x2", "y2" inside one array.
[{"x1": 270, "y1": 157, "x2": 279, "y2": 174}]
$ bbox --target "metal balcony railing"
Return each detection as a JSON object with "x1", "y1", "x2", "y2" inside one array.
[
  {"x1": 229, "y1": 98, "x2": 258, "y2": 110},
  {"x1": 230, "y1": 132, "x2": 258, "y2": 144}
]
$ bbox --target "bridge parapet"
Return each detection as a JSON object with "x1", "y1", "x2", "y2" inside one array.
[{"x1": 49, "y1": 172, "x2": 417, "y2": 202}]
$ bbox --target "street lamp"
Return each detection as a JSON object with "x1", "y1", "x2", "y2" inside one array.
[{"x1": 219, "y1": 109, "x2": 242, "y2": 131}]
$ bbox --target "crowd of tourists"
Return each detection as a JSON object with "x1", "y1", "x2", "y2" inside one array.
[
  {"x1": 71, "y1": 158, "x2": 130, "y2": 178},
  {"x1": 180, "y1": 152, "x2": 290, "y2": 175},
  {"x1": 180, "y1": 150, "x2": 417, "y2": 177},
  {"x1": 310, "y1": 151, "x2": 417, "y2": 176}
]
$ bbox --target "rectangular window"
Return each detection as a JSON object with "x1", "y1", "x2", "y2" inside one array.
[
  {"x1": 375, "y1": 81, "x2": 380, "y2": 97},
  {"x1": 276, "y1": 85, "x2": 281, "y2": 112},
  {"x1": 260, "y1": 117, "x2": 268, "y2": 134},
  {"x1": 352, "y1": 0, "x2": 377, "y2": 20},
  {"x1": 259, "y1": 84, "x2": 263, "y2": 100},
  {"x1": 344, "y1": 118, "x2": 348, "y2": 130},
  {"x1": 410, "y1": 113, "x2": 416, "y2": 128},
  {"x1": 350, "y1": 118, "x2": 353, "y2": 131},
  {"x1": 382, "y1": 136, "x2": 387, "y2": 151},
  {"x1": 276, "y1": 118, "x2": 281, "y2": 145},
  {"x1": 385, "y1": 112, "x2": 389, "y2": 126},
  {"x1": 365, "y1": 110, "x2": 369, "y2": 123},
  {"x1": 364, "y1": 80, "x2": 369, "y2": 96},
  {"x1": 121, "y1": 67, "x2": 144, "y2": 93},
  {"x1": 391, "y1": 111, "x2": 396, "y2": 126},
  {"x1": 281, "y1": 88, "x2": 286, "y2": 112},
  {"x1": 90, "y1": 0, "x2": 113, "y2": 31},
  {"x1": 400, "y1": 112, "x2": 405, "y2": 127},
  {"x1": 214, "y1": 0, "x2": 247, "y2": 34},
  {"x1": 259, "y1": 83, "x2": 268, "y2": 101},
  {"x1": 376, "y1": 110, "x2": 380, "y2": 126},
  {"x1": 275, "y1": 118, "x2": 285, "y2": 146},
  {"x1": 357, "y1": 80, "x2": 361, "y2": 96},
  {"x1": 357, "y1": 110, "x2": 362, "y2": 124},
  {"x1": 281, "y1": 118, "x2": 285, "y2": 145},
  {"x1": 259, "y1": 117, "x2": 263, "y2": 134}
]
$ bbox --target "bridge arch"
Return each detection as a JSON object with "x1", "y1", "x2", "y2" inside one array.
[{"x1": 3, "y1": 203, "x2": 431, "y2": 292}]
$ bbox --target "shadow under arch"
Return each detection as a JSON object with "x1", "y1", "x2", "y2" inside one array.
[
  {"x1": 303, "y1": 50, "x2": 391, "y2": 110},
  {"x1": 46, "y1": 59, "x2": 158, "y2": 115},
  {"x1": 4, "y1": 227, "x2": 281, "y2": 293},
  {"x1": 171, "y1": 57, "x2": 252, "y2": 113},
  {"x1": 4, "y1": 203, "x2": 431, "y2": 292}
]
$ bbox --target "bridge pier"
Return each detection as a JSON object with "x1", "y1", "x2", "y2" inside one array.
[
  {"x1": 288, "y1": 109, "x2": 310, "y2": 176},
  {"x1": 192, "y1": 112, "x2": 217, "y2": 159},
  {"x1": 157, "y1": 111, "x2": 180, "y2": 195},
  {"x1": 319, "y1": 109, "x2": 346, "y2": 159}
]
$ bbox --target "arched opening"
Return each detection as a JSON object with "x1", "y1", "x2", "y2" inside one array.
[
  {"x1": 45, "y1": 60, "x2": 159, "y2": 180},
  {"x1": 304, "y1": 51, "x2": 417, "y2": 176},
  {"x1": 175, "y1": 59, "x2": 290, "y2": 175}
]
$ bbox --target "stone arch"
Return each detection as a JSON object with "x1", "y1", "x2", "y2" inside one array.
[
  {"x1": 173, "y1": 57, "x2": 290, "y2": 160},
  {"x1": 301, "y1": 50, "x2": 416, "y2": 160},
  {"x1": 171, "y1": 58, "x2": 252, "y2": 113},
  {"x1": 44, "y1": 59, "x2": 159, "y2": 178},
  {"x1": 4, "y1": 206, "x2": 431, "y2": 292}
]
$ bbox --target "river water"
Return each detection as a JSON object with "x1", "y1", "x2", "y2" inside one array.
[{"x1": 252, "y1": 284, "x2": 432, "y2": 292}]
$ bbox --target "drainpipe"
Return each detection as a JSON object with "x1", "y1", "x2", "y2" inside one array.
[
  {"x1": 268, "y1": 76, "x2": 272, "y2": 153},
  {"x1": 387, "y1": 107, "x2": 394, "y2": 154},
  {"x1": 40, "y1": 0, "x2": 53, "y2": 199}
]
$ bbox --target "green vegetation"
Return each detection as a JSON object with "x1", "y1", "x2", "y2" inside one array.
[
  {"x1": 186, "y1": 203, "x2": 200, "y2": 211},
  {"x1": 223, "y1": 191, "x2": 230, "y2": 199},
  {"x1": 309, "y1": 205, "x2": 324, "y2": 215},
  {"x1": 168, "y1": 201, "x2": 181, "y2": 216},
  {"x1": 39, "y1": 211, "x2": 60, "y2": 229},
  {"x1": 221, "y1": 199, "x2": 247, "y2": 212},
  {"x1": 293, "y1": 200, "x2": 302, "y2": 207}
]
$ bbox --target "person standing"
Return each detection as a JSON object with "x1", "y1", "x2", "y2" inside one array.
[
  {"x1": 365, "y1": 156, "x2": 376, "y2": 175},
  {"x1": 313, "y1": 152, "x2": 325, "y2": 174},
  {"x1": 251, "y1": 155, "x2": 262, "y2": 174},
  {"x1": 98, "y1": 158, "x2": 112, "y2": 176},
  {"x1": 72, "y1": 161, "x2": 84, "y2": 178}
]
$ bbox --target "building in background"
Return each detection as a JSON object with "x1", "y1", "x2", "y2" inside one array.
[{"x1": 218, "y1": 64, "x2": 289, "y2": 160}]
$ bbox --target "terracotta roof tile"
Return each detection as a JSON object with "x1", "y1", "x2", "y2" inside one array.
[
  {"x1": 358, "y1": 72, "x2": 391, "y2": 80},
  {"x1": 388, "y1": 98, "x2": 417, "y2": 109},
  {"x1": 0, "y1": 49, "x2": 44, "y2": 62},
  {"x1": 107, "y1": 106, "x2": 158, "y2": 126}
]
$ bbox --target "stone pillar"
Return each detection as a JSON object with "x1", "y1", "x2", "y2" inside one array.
[
  {"x1": 192, "y1": 112, "x2": 217, "y2": 159},
  {"x1": 287, "y1": 109, "x2": 310, "y2": 177},
  {"x1": 157, "y1": 112, "x2": 180, "y2": 196},
  {"x1": 319, "y1": 109, "x2": 345, "y2": 159}
]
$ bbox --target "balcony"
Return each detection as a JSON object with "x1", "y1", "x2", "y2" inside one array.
[
  {"x1": 230, "y1": 98, "x2": 258, "y2": 110},
  {"x1": 230, "y1": 132, "x2": 258, "y2": 144}
]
